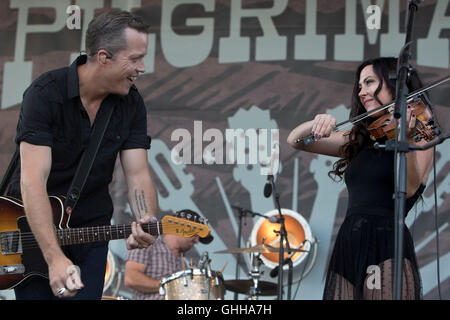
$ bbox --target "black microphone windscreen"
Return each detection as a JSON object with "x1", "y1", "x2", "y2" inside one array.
[
  {"x1": 270, "y1": 266, "x2": 279, "y2": 278},
  {"x1": 264, "y1": 183, "x2": 272, "y2": 198}
]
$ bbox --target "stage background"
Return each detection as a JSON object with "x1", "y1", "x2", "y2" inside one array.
[{"x1": 0, "y1": 0, "x2": 448, "y2": 300}]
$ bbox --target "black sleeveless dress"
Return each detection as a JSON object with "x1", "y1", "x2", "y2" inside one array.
[{"x1": 323, "y1": 145, "x2": 424, "y2": 300}]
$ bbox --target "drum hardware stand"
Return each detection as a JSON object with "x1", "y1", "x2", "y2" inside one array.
[
  {"x1": 248, "y1": 252, "x2": 263, "y2": 300},
  {"x1": 231, "y1": 205, "x2": 275, "y2": 300},
  {"x1": 198, "y1": 251, "x2": 216, "y2": 299}
]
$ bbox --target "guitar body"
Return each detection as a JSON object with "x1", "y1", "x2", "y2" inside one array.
[
  {"x1": 0, "y1": 195, "x2": 67, "y2": 290},
  {"x1": 0, "y1": 195, "x2": 210, "y2": 290}
]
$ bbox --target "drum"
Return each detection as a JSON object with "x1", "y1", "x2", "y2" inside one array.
[
  {"x1": 249, "y1": 209, "x2": 317, "y2": 284},
  {"x1": 160, "y1": 268, "x2": 225, "y2": 300},
  {"x1": 101, "y1": 296, "x2": 128, "y2": 300}
]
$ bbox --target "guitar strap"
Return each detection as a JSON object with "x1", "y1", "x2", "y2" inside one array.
[
  {"x1": 0, "y1": 148, "x2": 19, "y2": 196},
  {"x1": 64, "y1": 104, "x2": 114, "y2": 216},
  {"x1": 0, "y1": 105, "x2": 114, "y2": 202}
]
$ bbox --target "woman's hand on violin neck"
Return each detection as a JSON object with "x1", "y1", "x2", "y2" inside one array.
[{"x1": 311, "y1": 114, "x2": 336, "y2": 140}]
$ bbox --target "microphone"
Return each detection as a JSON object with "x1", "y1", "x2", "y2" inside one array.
[
  {"x1": 269, "y1": 240, "x2": 308, "y2": 278},
  {"x1": 264, "y1": 175, "x2": 273, "y2": 198},
  {"x1": 270, "y1": 257, "x2": 292, "y2": 278}
]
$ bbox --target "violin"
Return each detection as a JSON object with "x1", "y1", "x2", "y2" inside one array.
[
  {"x1": 367, "y1": 95, "x2": 437, "y2": 142},
  {"x1": 295, "y1": 75, "x2": 448, "y2": 145}
]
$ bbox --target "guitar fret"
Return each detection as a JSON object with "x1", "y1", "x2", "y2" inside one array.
[
  {"x1": 58, "y1": 231, "x2": 64, "y2": 246},
  {"x1": 52, "y1": 215, "x2": 207, "y2": 247},
  {"x1": 106, "y1": 226, "x2": 111, "y2": 240},
  {"x1": 65, "y1": 230, "x2": 71, "y2": 245}
]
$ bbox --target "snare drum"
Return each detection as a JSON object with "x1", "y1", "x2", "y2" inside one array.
[{"x1": 160, "y1": 268, "x2": 225, "y2": 300}]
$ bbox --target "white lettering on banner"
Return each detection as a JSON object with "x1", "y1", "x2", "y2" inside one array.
[
  {"x1": 218, "y1": 0, "x2": 288, "y2": 63},
  {"x1": 295, "y1": 0, "x2": 326, "y2": 60},
  {"x1": 335, "y1": 0, "x2": 363, "y2": 60},
  {"x1": 2, "y1": 0, "x2": 449, "y2": 109},
  {"x1": 380, "y1": 0, "x2": 404, "y2": 57},
  {"x1": 2, "y1": 0, "x2": 69, "y2": 109},
  {"x1": 161, "y1": 0, "x2": 215, "y2": 67},
  {"x1": 417, "y1": 0, "x2": 450, "y2": 68}
]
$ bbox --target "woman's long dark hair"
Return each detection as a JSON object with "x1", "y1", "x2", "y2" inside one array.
[{"x1": 328, "y1": 57, "x2": 425, "y2": 181}]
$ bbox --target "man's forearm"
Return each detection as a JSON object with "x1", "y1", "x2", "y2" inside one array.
[
  {"x1": 21, "y1": 182, "x2": 64, "y2": 264},
  {"x1": 128, "y1": 173, "x2": 158, "y2": 220},
  {"x1": 125, "y1": 270, "x2": 161, "y2": 294}
]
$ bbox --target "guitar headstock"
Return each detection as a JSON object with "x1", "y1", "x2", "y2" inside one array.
[{"x1": 161, "y1": 215, "x2": 211, "y2": 239}]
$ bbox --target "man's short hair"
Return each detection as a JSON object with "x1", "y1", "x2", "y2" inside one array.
[{"x1": 85, "y1": 9, "x2": 150, "y2": 60}]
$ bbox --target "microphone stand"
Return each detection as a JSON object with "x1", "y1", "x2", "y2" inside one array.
[
  {"x1": 389, "y1": 0, "x2": 422, "y2": 300},
  {"x1": 288, "y1": 259, "x2": 293, "y2": 300},
  {"x1": 268, "y1": 176, "x2": 291, "y2": 300},
  {"x1": 231, "y1": 206, "x2": 247, "y2": 300}
]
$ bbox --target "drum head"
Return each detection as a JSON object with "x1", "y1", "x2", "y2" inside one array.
[
  {"x1": 251, "y1": 209, "x2": 312, "y2": 268},
  {"x1": 249, "y1": 209, "x2": 316, "y2": 284}
]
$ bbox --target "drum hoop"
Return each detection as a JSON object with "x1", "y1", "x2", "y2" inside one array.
[{"x1": 160, "y1": 268, "x2": 206, "y2": 286}]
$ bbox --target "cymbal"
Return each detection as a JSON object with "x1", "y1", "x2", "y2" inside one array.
[
  {"x1": 224, "y1": 279, "x2": 278, "y2": 296},
  {"x1": 215, "y1": 244, "x2": 308, "y2": 254}
]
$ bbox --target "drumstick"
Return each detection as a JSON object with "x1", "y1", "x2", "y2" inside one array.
[{"x1": 219, "y1": 261, "x2": 228, "y2": 274}]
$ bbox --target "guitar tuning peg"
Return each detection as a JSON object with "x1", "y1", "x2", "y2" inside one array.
[{"x1": 186, "y1": 213, "x2": 192, "y2": 220}]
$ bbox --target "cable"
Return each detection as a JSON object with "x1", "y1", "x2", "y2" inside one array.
[
  {"x1": 432, "y1": 146, "x2": 442, "y2": 300},
  {"x1": 290, "y1": 239, "x2": 314, "y2": 298}
]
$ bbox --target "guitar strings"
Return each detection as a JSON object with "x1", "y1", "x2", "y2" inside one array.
[{"x1": 3, "y1": 222, "x2": 208, "y2": 251}]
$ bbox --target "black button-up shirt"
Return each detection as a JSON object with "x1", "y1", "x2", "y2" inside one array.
[{"x1": 9, "y1": 55, "x2": 151, "y2": 227}]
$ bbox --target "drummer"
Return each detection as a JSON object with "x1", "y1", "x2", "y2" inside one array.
[{"x1": 124, "y1": 209, "x2": 213, "y2": 300}]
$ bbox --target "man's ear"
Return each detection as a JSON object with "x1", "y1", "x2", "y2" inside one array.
[{"x1": 98, "y1": 50, "x2": 112, "y2": 64}]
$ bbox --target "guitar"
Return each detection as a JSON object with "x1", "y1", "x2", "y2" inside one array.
[{"x1": 0, "y1": 195, "x2": 211, "y2": 290}]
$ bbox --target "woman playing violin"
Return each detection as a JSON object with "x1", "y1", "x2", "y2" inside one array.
[{"x1": 287, "y1": 57, "x2": 434, "y2": 299}]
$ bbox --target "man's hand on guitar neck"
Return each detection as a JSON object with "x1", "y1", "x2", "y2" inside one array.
[{"x1": 126, "y1": 215, "x2": 157, "y2": 250}]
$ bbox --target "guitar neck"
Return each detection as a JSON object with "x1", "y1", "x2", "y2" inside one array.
[{"x1": 55, "y1": 222, "x2": 161, "y2": 246}]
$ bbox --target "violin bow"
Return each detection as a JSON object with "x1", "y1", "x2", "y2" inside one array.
[{"x1": 296, "y1": 74, "x2": 450, "y2": 144}]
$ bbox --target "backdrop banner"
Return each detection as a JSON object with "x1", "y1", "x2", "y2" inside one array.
[{"x1": 0, "y1": 0, "x2": 448, "y2": 300}]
